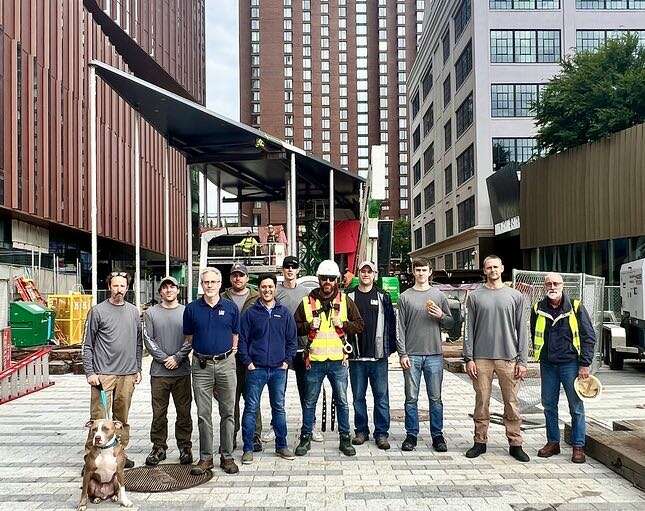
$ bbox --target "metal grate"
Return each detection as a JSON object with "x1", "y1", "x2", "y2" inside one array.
[{"x1": 124, "y1": 463, "x2": 213, "y2": 493}]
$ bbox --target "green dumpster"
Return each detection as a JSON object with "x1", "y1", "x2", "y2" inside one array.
[
  {"x1": 9, "y1": 302, "x2": 55, "y2": 348},
  {"x1": 377, "y1": 276, "x2": 400, "y2": 305}
]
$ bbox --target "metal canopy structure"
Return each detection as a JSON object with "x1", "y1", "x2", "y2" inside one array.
[
  {"x1": 90, "y1": 61, "x2": 363, "y2": 209},
  {"x1": 88, "y1": 61, "x2": 364, "y2": 303}
]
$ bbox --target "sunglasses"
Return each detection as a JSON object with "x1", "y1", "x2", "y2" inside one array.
[
  {"x1": 109, "y1": 271, "x2": 129, "y2": 278},
  {"x1": 319, "y1": 276, "x2": 337, "y2": 282},
  {"x1": 283, "y1": 265, "x2": 298, "y2": 270}
]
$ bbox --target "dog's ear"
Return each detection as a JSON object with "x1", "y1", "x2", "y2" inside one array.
[
  {"x1": 85, "y1": 420, "x2": 95, "y2": 429},
  {"x1": 112, "y1": 420, "x2": 123, "y2": 429}
]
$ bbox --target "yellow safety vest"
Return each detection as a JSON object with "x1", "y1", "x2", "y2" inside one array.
[
  {"x1": 533, "y1": 299, "x2": 581, "y2": 362},
  {"x1": 302, "y1": 294, "x2": 348, "y2": 362}
]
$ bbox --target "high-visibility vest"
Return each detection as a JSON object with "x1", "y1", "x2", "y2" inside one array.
[
  {"x1": 533, "y1": 299, "x2": 581, "y2": 362},
  {"x1": 238, "y1": 237, "x2": 256, "y2": 254},
  {"x1": 302, "y1": 294, "x2": 348, "y2": 362}
]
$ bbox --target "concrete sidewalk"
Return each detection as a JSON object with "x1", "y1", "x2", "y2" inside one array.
[{"x1": 0, "y1": 357, "x2": 643, "y2": 511}]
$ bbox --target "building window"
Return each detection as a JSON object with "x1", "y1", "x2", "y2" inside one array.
[
  {"x1": 424, "y1": 182, "x2": 435, "y2": 209},
  {"x1": 423, "y1": 104, "x2": 434, "y2": 136},
  {"x1": 442, "y1": 29, "x2": 451, "y2": 63},
  {"x1": 455, "y1": 41, "x2": 472, "y2": 90},
  {"x1": 414, "y1": 194, "x2": 422, "y2": 217},
  {"x1": 490, "y1": 0, "x2": 560, "y2": 8},
  {"x1": 411, "y1": 91, "x2": 420, "y2": 118},
  {"x1": 444, "y1": 164, "x2": 453, "y2": 194},
  {"x1": 490, "y1": 30, "x2": 561, "y2": 63},
  {"x1": 424, "y1": 143, "x2": 435, "y2": 173},
  {"x1": 445, "y1": 209, "x2": 454, "y2": 237},
  {"x1": 444, "y1": 120, "x2": 452, "y2": 150},
  {"x1": 492, "y1": 137, "x2": 539, "y2": 170},
  {"x1": 422, "y1": 67, "x2": 433, "y2": 97},
  {"x1": 576, "y1": 30, "x2": 645, "y2": 53},
  {"x1": 425, "y1": 220, "x2": 436, "y2": 245},
  {"x1": 445, "y1": 252, "x2": 454, "y2": 269},
  {"x1": 456, "y1": 92, "x2": 473, "y2": 137},
  {"x1": 457, "y1": 144, "x2": 475, "y2": 185},
  {"x1": 443, "y1": 75, "x2": 451, "y2": 107},
  {"x1": 456, "y1": 247, "x2": 476, "y2": 269},
  {"x1": 491, "y1": 83, "x2": 544, "y2": 117},
  {"x1": 413, "y1": 126, "x2": 421, "y2": 151},
  {"x1": 414, "y1": 227, "x2": 423, "y2": 249},
  {"x1": 576, "y1": 0, "x2": 645, "y2": 7},
  {"x1": 413, "y1": 161, "x2": 421, "y2": 185},
  {"x1": 458, "y1": 196, "x2": 476, "y2": 232},
  {"x1": 454, "y1": 0, "x2": 471, "y2": 42}
]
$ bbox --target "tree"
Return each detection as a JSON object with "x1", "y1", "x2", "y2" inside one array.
[
  {"x1": 535, "y1": 34, "x2": 645, "y2": 155},
  {"x1": 391, "y1": 218, "x2": 411, "y2": 272}
]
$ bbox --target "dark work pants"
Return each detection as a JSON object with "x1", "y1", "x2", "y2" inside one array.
[{"x1": 150, "y1": 374, "x2": 193, "y2": 451}]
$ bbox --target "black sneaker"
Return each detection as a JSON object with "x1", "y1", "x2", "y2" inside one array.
[
  {"x1": 432, "y1": 435, "x2": 448, "y2": 452},
  {"x1": 145, "y1": 447, "x2": 166, "y2": 466},
  {"x1": 465, "y1": 442, "x2": 487, "y2": 458},
  {"x1": 509, "y1": 445, "x2": 530, "y2": 463},
  {"x1": 253, "y1": 436, "x2": 263, "y2": 453},
  {"x1": 401, "y1": 434, "x2": 417, "y2": 452},
  {"x1": 179, "y1": 447, "x2": 193, "y2": 465},
  {"x1": 124, "y1": 456, "x2": 135, "y2": 469},
  {"x1": 352, "y1": 432, "x2": 368, "y2": 445},
  {"x1": 295, "y1": 434, "x2": 312, "y2": 456}
]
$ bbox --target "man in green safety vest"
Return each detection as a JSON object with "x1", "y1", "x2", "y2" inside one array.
[{"x1": 530, "y1": 272, "x2": 596, "y2": 464}]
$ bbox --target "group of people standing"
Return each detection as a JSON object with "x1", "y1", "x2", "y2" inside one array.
[{"x1": 82, "y1": 253, "x2": 596, "y2": 476}]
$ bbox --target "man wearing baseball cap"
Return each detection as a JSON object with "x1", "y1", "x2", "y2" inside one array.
[
  {"x1": 346, "y1": 261, "x2": 397, "y2": 450},
  {"x1": 142, "y1": 276, "x2": 193, "y2": 466}
]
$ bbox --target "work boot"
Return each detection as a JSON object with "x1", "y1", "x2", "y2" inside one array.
[
  {"x1": 352, "y1": 432, "x2": 368, "y2": 445},
  {"x1": 537, "y1": 442, "x2": 561, "y2": 458},
  {"x1": 509, "y1": 445, "x2": 530, "y2": 462},
  {"x1": 432, "y1": 435, "x2": 448, "y2": 453},
  {"x1": 220, "y1": 455, "x2": 239, "y2": 474},
  {"x1": 124, "y1": 456, "x2": 135, "y2": 469},
  {"x1": 339, "y1": 433, "x2": 356, "y2": 457},
  {"x1": 179, "y1": 446, "x2": 193, "y2": 465},
  {"x1": 275, "y1": 447, "x2": 295, "y2": 460},
  {"x1": 253, "y1": 435, "x2": 263, "y2": 453},
  {"x1": 190, "y1": 458, "x2": 214, "y2": 476},
  {"x1": 401, "y1": 434, "x2": 417, "y2": 452},
  {"x1": 295, "y1": 434, "x2": 312, "y2": 456},
  {"x1": 465, "y1": 442, "x2": 487, "y2": 458},
  {"x1": 571, "y1": 447, "x2": 586, "y2": 464},
  {"x1": 145, "y1": 447, "x2": 166, "y2": 466},
  {"x1": 375, "y1": 436, "x2": 390, "y2": 450}
]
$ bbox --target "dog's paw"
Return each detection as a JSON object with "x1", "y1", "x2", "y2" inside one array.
[
  {"x1": 112, "y1": 495, "x2": 119, "y2": 502},
  {"x1": 77, "y1": 506, "x2": 87, "y2": 511},
  {"x1": 92, "y1": 497, "x2": 101, "y2": 504},
  {"x1": 120, "y1": 497, "x2": 133, "y2": 508}
]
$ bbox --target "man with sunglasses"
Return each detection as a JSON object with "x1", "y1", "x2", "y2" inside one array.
[
  {"x1": 293, "y1": 259, "x2": 364, "y2": 457},
  {"x1": 531, "y1": 273, "x2": 596, "y2": 464},
  {"x1": 83, "y1": 271, "x2": 143, "y2": 468}
]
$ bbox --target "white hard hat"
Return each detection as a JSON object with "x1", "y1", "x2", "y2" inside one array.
[
  {"x1": 316, "y1": 259, "x2": 341, "y2": 277},
  {"x1": 574, "y1": 374, "x2": 602, "y2": 401}
]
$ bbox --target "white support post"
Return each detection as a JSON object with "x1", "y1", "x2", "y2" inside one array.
[
  {"x1": 216, "y1": 169, "x2": 222, "y2": 227},
  {"x1": 164, "y1": 146, "x2": 170, "y2": 276},
  {"x1": 134, "y1": 113, "x2": 141, "y2": 309},
  {"x1": 329, "y1": 168, "x2": 335, "y2": 260},
  {"x1": 285, "y1": 171, "x2": 292, "y2": 256},
  {"x1": 202, "y1": 165, "x2": 208, "y2": 226},
  {"x1": 89, "y1": 65, "x2": 98, "y2": 305},
  {"x1": 290, "y1": 153, "x2": 297, "y2": 256},
  {"x1": 187, "y1": 166, "x2": 193, "y2": 302}
]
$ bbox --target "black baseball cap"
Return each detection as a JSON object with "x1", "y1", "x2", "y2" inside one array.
[{"x1": 282, "y1": 256, "x2": 299, "y2": 268}]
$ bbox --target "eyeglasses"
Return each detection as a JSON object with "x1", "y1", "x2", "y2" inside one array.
[
  {"x1": 319, "y1": 276, "x2": 337, "y2": 282},
  {"x1": 545, "y1": 282, "x2": 563, "y2": 288},
  {"x1": 202, "y1": 280, "x2": 221, "y2": 286}
]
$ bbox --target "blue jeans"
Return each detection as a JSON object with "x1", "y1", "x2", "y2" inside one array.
[
  {"x1": 349, "y1": 359, "x2": 390, "y2": 438},
  {"x1": 403, "y1": 355, "x2": 444, "y2": 438},
  {"x1": 541, "y1": 360, "x2": 586, "y2": 447},
  {"x1": 301, "y1": 360, "x2": 350, "y2": 436},
  {"x1": 242, "y1": 367, "x2": 288, "y2": 451}
]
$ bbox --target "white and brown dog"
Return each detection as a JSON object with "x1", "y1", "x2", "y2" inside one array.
[{"x1": 78, "y1": 419, "x2": 133, "y2": 511}]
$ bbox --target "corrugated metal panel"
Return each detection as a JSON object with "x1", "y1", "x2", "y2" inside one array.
[{"x1": 521, "y1": 123, "x2": 645, "y2": 249}]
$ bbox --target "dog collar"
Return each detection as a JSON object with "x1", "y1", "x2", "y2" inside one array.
[{"x1": 98, "y1": 437, "x2": 119, "y2": 449}]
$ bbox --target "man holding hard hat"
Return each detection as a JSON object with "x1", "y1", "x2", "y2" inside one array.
[{"x1": 530, "y1": 272, "x2": 597, "y2": 464}]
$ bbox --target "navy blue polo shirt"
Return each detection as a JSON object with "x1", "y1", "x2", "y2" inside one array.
[{"x1": 183, "y1": 297, "x2": 240, "y2": 356}]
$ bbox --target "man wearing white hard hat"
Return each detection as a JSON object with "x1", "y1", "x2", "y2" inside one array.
[
  {"x1": 530, "y1": 272, "x2": 596, "y2": 463},
  {"x1": 293, "y1": 259, "x2": 364, "y2": 457}
]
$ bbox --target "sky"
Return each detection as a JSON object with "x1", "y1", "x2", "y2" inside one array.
[
  {"x1": 204, "y1": 0, "x2": 239, "y2": 121},
  {"x1": 203, "y1": 0, "x2": 239, "y2": 216}
]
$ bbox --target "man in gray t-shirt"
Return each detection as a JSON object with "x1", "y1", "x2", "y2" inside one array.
[
  {"x1": 397, "y1": 258, "x2": 453, "y2": 453},
  {"x1": 464, "y1": 255, "x2": 530, "y2": 463},
  {"x1": 142, "y1": 276, "x2": 193, "y2": 467},
  {"x1": 83, "y1": 272, "x2": 142, "y2": 466}
]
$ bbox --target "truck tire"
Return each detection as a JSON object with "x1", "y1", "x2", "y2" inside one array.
[{"x1": 609, "y1": 349, "x2": 624, "y2": 371}]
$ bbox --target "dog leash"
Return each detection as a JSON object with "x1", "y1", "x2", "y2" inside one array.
[{"x1": 97, "y1": 383, "x2": 111, "y2": 420}]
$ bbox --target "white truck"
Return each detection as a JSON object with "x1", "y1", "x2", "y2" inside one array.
[{"x1": 603, "y1": 258, "x2": 645, "y2": 370}]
